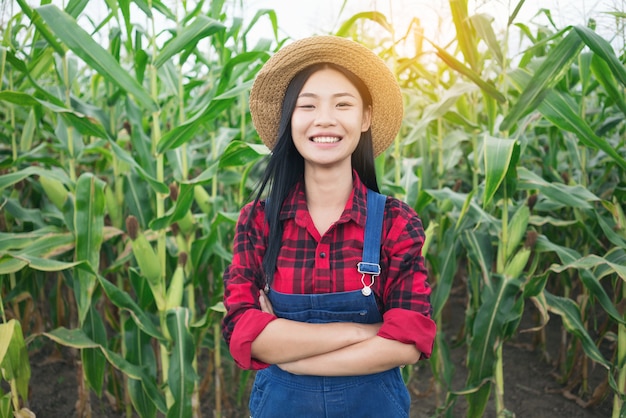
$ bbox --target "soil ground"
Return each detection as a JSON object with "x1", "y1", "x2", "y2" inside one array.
[{"x1": 24, "y1": 291, "x2": 614, "y2": 417}]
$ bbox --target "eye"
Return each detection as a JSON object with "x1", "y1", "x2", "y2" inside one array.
[
  {"x1": 296, "y1": 101, "x2": 315, "y2": 109},
  {"x1": 337, "y1": 102, "x2": 353, "y2": 108}
]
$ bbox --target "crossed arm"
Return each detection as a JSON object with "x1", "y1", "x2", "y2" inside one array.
[{"x1": 250, "y1": 291, "x2": 421, "y2": 376}]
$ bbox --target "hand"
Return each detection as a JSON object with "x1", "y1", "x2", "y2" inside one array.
[{"x1": 259, "y1": 290, "x2": 275, "y2": 315}]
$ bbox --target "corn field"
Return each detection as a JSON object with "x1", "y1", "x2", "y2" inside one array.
[{"x1": 1, "y1": 0, "x2": 625, "y2": 417}]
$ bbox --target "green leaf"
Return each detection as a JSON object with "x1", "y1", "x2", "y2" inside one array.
[
  {"x1": 470, "y1": 13, "x2": 503, "y2": 67},
  {"x1": 45, "y1": 328, "x2": 167, "y2": 413},
  {"x1": 15, "y1": 0, "x2": 65, "y2": 55},
  {"x1": 429, "y1": 42, "x2": 506, "y2": 103},
  {"x1": 218, "y1": 141, "x2": 268, "y2": 168},
  {"x1": 166, "y1": 308, "x2": 197, "y2": 418},
  {"x1": 536, "y1": 236, "x2": 624, "y2": 325},
  {"x1": 538, "y1": 90, "x2": 626, "y2": 171},
  {"x1": 95, "y1": 275, "x2": 166, "y2": 343},
  {"x1": 517, "y1": 167, "x2": 599, "y2": 210},
  {"x1": 154, "y1": 16, "x2": 225, "y2": 68},
  {"x1": 0, "y1": 320, "x2": 31, "y2": 402},
  {"x1": 482, "y1": 136, "x2": 517, "y2": 207},
  {"x1": 149, "y1": 183, "x2": 195, "y2": 231},
  {"x1": 157, "y1": 99, "x2": 234, "y2": 154},
  {"x1": 430, "y1": 229, "x2": 460, "y2": 320},
  {"x1": 81, "y1": 306, "x2": 107, "y2": 396},
  {"x1": 74, "y1": 173, "x2": 106, "y2": 324},
  {"x1": 449, "y1": 0, "x2": 478, "y2": 70},
  {"x1": 573, "y1": 25, "x2": 626, "y2": 87},
  {"x1": 124, "y1": 320, "x2": 157, "y2": 418},
  {"x1": 35, "y1": 4, "x2": 157, "y2": 112},
  {"x1": 500, "y1": 28, "x2": 584, "y2": 131},
  {"x1": 466, "y1": 275, "x2": 522, "y2": 417},
  {"x1": 589, "y1": 54, "x2": 626, "y2": 117},
  {"x1": 544, "y1": 292, "x2": 611, "y2": 368},
  {"x1": 335, "y1": 11, "x2": 393, "y2": 37}
]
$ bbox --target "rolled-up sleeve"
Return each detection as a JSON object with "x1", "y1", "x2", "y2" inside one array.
[
  {"x1": 377, "y1": 199, "x2": 436, "y2": 359},
  {"x1": 222, "y1": 202, "x2": 277, "y2": 370}
]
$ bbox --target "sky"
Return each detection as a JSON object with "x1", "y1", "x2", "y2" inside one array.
[
  {"x1": 241, "y1": 0, "x2": 624, "y2": 54},
  {"x1": 8, "y1": 0, "x2": 624, "y2": 56}
]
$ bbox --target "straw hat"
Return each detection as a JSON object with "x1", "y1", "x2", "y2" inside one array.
[{"x1": 249, "y1": 36, "x2": 403, "y2": 157}]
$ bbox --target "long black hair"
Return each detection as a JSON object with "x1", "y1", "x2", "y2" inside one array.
[{"x1": 249, "y1": 63, "x2": 379, "y2": 287}]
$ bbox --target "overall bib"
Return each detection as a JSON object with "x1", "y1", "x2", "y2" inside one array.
[{"x1": 249, "y1": 191, "x2": 411, "y2": 418}]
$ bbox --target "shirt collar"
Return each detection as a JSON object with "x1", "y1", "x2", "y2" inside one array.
[{"x1": 280, "y1": 170, "x2": 369, "y2": 228}]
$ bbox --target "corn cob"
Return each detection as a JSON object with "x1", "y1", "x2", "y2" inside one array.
[
  {"x1": 166, "y1": 252, "x2": 187, "y2": 309},
  {"x1": 105, "y1": 185, "x2": 122, "y2": 228},
  {"x1": 505, "y1": 204, "x2": 530, "y2": 260},
  {"x1": 126, "y1": 216, "x2": 165, "y2": 310},
  {"x1": 504, "y1": 247, "x2": 530, "y2": 279},
  {"x1": 194, "y1": 184, "x2": 211, "y2": 214},
  {"x1": 39, "y1": 176, "x2": 68, "y2": 211}
]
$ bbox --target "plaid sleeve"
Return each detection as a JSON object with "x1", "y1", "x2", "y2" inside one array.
[
  {"x1": 221, "y1": 201, "x2": 277, "y2": 369},
  {"x1": 377, "y1": 198, "x2": 436, "y2": 358}
]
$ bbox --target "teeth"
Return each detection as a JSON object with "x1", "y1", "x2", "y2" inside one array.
[{"x1": 311, "y1": 136, "x2": 341, "y2": 143}]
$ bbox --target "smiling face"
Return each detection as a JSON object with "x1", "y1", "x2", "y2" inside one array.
[{"x1": 290, "y1": 67, "x2": 372, "y2": 170}]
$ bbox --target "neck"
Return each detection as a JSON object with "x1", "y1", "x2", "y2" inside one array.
[{"x1": 303, "y1": 164, "x2": 353, "y2": 209}]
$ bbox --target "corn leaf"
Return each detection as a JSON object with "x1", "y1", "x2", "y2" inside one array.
[
  {"x1": 536, "y1": 236, "x2": 624, "y2": 325},
  {"x1": 335, "y1": 11, "x2": 393, "y2": 37},
  {"x1": 81, "y1": 306, "x2": 107, "y2": 396},
  {"x1": 35, "y1": 4, "x2": 157, "y2": 112},
  {"x1": 124, "y1": 320, "x2": 158, "y2": 418},
  {"x1": 589, "y1": 54, "x2": 626, "y2": 116},
  {"x1": 483, "y1": 136, "x2": 517, "y2": 207},
  {"x1": 95, "y1": 274, "x2": 166, "y2": 343},
  {"x1": 500, "y1": 28, "x2": 584, "y2": 131},
  {"x1": 573, "y1": 25, "x2": 626, "y2": 87},
  {"x1": 544, "y1": 292, "x2": 611, "y2": 368},
  {"x1": 45, "y1": 327, "x2": 167, "y2": 413},
  {"x1": 538, "y1": 90, "x2": 626, "y2": 171},
  {"x1": 430, "y1": 42, "x2": 506, "y2": 103},
  {"x1": 74, "y1": 173, "x2": 106, "y2": 324},
  {"x1": 166, "y1": 308, "x2": 197, "y2": 418},
  {"x1": 466, "y1": 275, "x2": 522, "y2": 417},
  {"x1": 0, "y1": 320, "x2": 31, "y2": 402},
  {"x1": 430, "y1": 228, "x2": 460, "y2": 320},
  {"x1": 517, "y1": 167, "x2": 599, "y2": 210},
  {"x1": 470, "y1": 13, "x2": 503, "y2": 67},
  {"x1": 154, "y1": 16, "x2": 225, "y2": 68}
]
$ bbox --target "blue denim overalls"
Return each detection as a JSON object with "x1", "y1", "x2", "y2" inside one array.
[{"x1": 249, "y1": 190, "x2": 411, "y2": 418}]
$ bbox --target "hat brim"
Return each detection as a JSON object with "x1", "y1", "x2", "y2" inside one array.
[{"x1": 249, "y1": 36, "x2": 403, "y2": 157}]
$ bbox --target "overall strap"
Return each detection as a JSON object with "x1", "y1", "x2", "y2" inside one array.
[{"x1": 357, "y1": 189, "x2": 387, "y2": 276}]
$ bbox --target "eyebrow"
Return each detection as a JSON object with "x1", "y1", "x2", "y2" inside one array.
[{"x1": 297, "y1": 92, "x2": 358, "y2": 99}]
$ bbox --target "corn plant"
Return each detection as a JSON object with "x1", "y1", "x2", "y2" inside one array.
[
  {"x1": 2, "y1": 0, "x2": 626, "y2": 417},
  {"x1": 1, "y1": 0, "x2": 273, "y2": 416}
]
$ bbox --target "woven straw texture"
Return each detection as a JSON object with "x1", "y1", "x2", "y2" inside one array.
[{"x1": 249, "y1": 36, "x2": 403, "y2": 157}]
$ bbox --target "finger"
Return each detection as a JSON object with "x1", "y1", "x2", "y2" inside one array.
[{"x1": 259, "y1": 291, "x2": 273, "y2": 314}]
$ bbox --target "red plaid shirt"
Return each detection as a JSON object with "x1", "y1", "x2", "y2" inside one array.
[{"x1": 222, "y1": 173, "x2": 436, "y2": 369}]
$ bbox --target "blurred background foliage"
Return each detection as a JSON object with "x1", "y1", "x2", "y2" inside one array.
[{"x1": 0, "y1": 0, "x2": 625, "y2": 417}]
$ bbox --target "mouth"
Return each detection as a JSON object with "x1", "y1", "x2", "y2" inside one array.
[{"x1": 310, "y1": 136, "x2": 342, "y2": 144}]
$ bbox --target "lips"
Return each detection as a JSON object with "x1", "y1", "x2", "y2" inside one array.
[{"x1": 310, "y1": 136, "x2": 342, "y2": 143}]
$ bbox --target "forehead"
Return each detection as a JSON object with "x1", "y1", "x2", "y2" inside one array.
[{"x1": 300, "y1": 67, "x2": 361, "y2": 95}]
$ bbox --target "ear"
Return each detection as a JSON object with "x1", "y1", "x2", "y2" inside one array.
[{"x1": 361, "y1": 105, "x2": 372, "y2": 132}]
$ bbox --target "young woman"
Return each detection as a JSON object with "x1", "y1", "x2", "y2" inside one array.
[{"x1": 222, "y1": 36, "x2": 436, "y2": 417}]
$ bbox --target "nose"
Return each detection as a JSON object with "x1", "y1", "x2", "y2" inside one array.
[{"x1": 314, "y1": 103, "x2": 336, "y2": 126}]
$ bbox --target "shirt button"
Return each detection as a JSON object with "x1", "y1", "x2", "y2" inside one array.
[{"x1": 320, "y1": 252, "x2": 326, "y2": 258}]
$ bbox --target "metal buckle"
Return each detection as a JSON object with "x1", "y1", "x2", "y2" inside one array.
[{"x1": 357, "y1": 262, "x2": 381, "y2": 276}]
